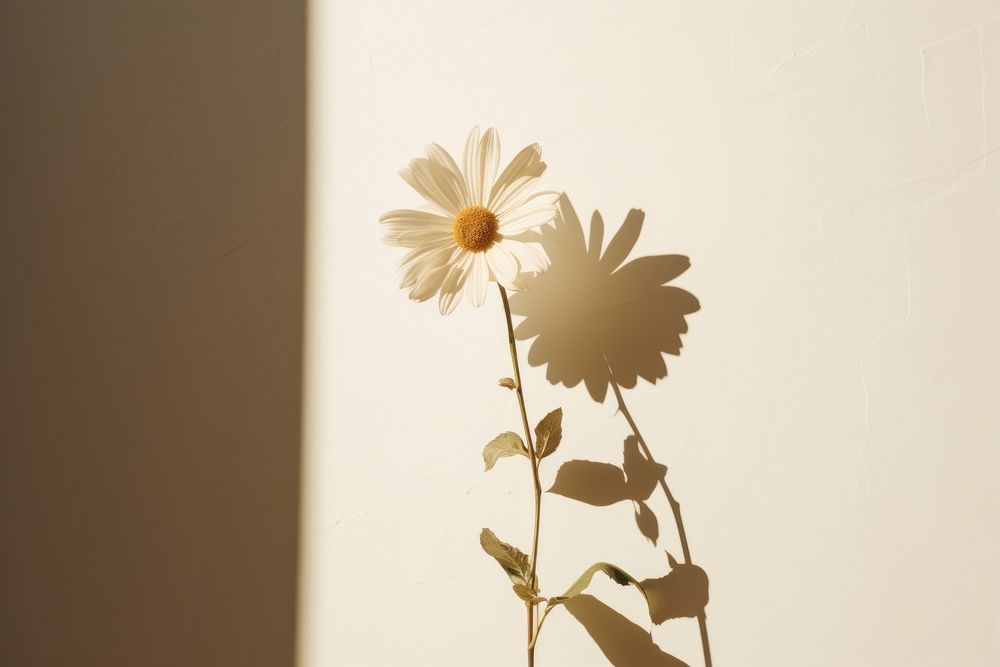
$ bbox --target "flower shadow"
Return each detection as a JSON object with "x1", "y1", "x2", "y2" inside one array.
[
  {"x1": 510, "y1": 195, "x2": 700, "y2": 547},
  {"x1": 509, "y1": 195, "x2": 700, "y2": 403}
]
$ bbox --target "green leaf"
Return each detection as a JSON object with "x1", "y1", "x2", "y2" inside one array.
[
  {"x1": 512, "y1": 584, "x2": 546, "y2": 604},
  {"x1": 483, "y1": 432, "x2": 528, "y2": 471},
  {"x1": 547, "y1": 562, "x2": 646, "y2": 608},
  {"x1": 534, "y1": 408, "x2": 563, "y2": 459},
  {"x1": 480, "y1": 528, "x2": 534, "y2": 587}
]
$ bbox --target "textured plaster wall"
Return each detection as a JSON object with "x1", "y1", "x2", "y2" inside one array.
[{"x1": 303, "y1": 1, "x2": 1000, "y2": 665}]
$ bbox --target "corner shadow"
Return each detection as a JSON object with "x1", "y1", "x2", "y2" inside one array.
[{"x1": 0, "y1": 4, "x2": 305, "y2": 666}]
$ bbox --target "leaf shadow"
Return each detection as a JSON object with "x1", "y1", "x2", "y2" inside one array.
[
  {"x1": 548, "y1": 435, "x2": 667, "y2": 544},
  {"x1": 641, "y1": 553, "x2": 710, "y2": 625},
  {"x1": 546, "y1": 442, "x2": 711, "y2": 622},
  {"x1": 564, "y1": 594, "x2": 689, "y2": 667}
]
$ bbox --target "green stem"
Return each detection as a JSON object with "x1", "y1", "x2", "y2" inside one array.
[
  {"x1": 528, "y1": 605, "x2": 555, "y2": 650},
  {"x1": 499, "y1": 285, "x2": 543, "y2": 667}
]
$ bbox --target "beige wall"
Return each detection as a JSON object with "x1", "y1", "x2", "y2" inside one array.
[
  {"x1": 302, "y1": 0, "x2": 1000, "y2": 665},
  {"x1": 0, "y1": 2, "x2": 305, "y2": 666}
]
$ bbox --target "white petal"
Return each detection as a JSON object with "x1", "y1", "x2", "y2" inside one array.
[
  {"x1": 498, "y1": 190, "x2": 560, "y2": 219},
  {"x1": 384, "y1": 228, "x2": 452, "y2": 248},
  {"x1": 438, "y1": 251, "x2": 473, "y2": 315},
  {"x1": 499, "y1": 238, "x2": 550, "y2": 273},
  {"x1": 400, "y1": 158, "x2": 463, "y2": 215},
  {"x1": 486, "y1": 244, "x2": 520, "y2": 290},
  {"x1": 381, "y1": 208, "x2": 454, "y2": 247},
  {"x1": 477, "y1": 128, "x2": 500, "y2": 205},
  {"x1": 411, "y1": 265, "x2": 450, "y2": 301},
  {"x1": 398, "y1": 243, "x2": 455, "y2": 288},
  {"x1": 498, "y1": 204, "x2": 558, "y2": 235},
  {"x1": 491, "y1": 176, "x2": 539, "y2": 217},
  {"x1": 462, "y1": 127, "x2": 482, "y2": 205},
  {"x1": 380, "y1": 208, "x2": 452, "y2": 229},
  {"x1": 461, "y1": 127, "x2": 500, "y2": 206},
  {"x1": 410, "y1": 247, "x2": 460, "y2": 301},
  {"x1": 488, "y1": 143, "x2": 546, "y2": 212},
  {"x1": 398, "y1": 237, "x2": 454, "y2": 269},
  {"x1": 425, "y1": 143, "x2": 471, "y2": 209},
  {"x1": 467, "y1": 252, "x2": 490, "y2": 307}
]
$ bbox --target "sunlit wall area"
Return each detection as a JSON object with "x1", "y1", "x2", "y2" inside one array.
[
  {"x1": 302, "y1": 1, "x2": 999, "y2": 665},
  {"x1": 0, "y1": 2, "x2": 306, "y2": 665}
]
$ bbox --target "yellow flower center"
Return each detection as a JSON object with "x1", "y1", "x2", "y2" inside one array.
[{"x1": 452, "y1": 205, "x2": 499, "y2": 252}]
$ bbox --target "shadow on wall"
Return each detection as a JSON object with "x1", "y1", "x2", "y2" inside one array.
[
  {"x1": 510, "y1": 197, "x2": 711, "y2": 665},
  {"x1": 549, "y1": 435, "x2": 668, "y2": 544},
  {"x1": 510, "y1": 195, "x2": 700, "y2": 403},
  {"x1": 565, "y1": 595, "x2": 689, "y2": 667},
  {"x1": 0, "y1": 2, "x2": 305, "y2": 666}
]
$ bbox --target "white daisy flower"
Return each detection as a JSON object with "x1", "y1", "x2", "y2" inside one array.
[{"x1": 381, "y1": 127, "x2": 558, "y2": 315}]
